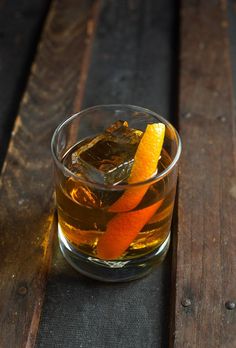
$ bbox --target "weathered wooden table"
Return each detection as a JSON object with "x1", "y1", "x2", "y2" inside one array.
[{"x1": 0, "y1": 1, "x2": 235, "y2": 347}]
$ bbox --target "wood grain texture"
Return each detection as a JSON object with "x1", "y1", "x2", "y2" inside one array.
[
  {"x1": 172, "y1": 1, "x2": 236, "y2": 347},
  {"x1": 0, "y1": 0, "x2": 95, "y2": 347},
  {"x1": 0, "y1": 0, "x2": 50, "y2": 170}
]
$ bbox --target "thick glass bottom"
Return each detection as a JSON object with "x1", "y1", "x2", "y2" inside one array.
[{"x1": 58, "y1": 226, "x2": 171, "y2": 282}]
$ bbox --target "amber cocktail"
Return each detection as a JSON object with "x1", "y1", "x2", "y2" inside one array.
[{"x1": 51, "y1": 105, "x2": 181, "y2": 281}]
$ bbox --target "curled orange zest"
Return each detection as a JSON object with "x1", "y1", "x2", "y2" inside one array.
[
  {"x1": 109, "y1": 123, "x2": 165, "y2": 212},
  {"x1": 96, "y1": 199, "x2": 163, "y2": 260}
]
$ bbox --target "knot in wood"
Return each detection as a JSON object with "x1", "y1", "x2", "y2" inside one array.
[{"x1": 18, "y1": 286, "x2": 28, "y2": 296}]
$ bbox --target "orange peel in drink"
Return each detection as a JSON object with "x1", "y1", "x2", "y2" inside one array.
[
  {"x1": 96, "y1": 199, "x2": 163, "y2": 260},
  {"x1": 96, "y1": 122, "x2": 165, "y2": 260},
  {"x1": 109, "y1": 123, "x2": 165, "y2": 212}
]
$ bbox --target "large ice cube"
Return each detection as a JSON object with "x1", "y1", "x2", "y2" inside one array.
[{"x1": 67, "y1": 121, "x2": 142, "y2": 185}]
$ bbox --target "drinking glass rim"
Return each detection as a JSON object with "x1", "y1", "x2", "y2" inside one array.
[{"x1": 51, "y1": 104, "x2": 182, "y2": 191}]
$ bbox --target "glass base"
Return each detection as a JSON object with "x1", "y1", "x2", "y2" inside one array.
[{"x1": 58, "y1": 226, "x2": 170, "y2": 282}]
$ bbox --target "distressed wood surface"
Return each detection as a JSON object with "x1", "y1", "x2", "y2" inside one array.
[
  {"x1": 1, "y1": 0, "x2": 236, "y2": 347},
  {"x1": 172, "y1": 1, "x2": 236, "y2": 347},
  {"x1": 0, "y1": 0, "x2": 96, "y2": 347},
  {"x1": 0, "y1": 0, "x2": 50, "y2": 170}
]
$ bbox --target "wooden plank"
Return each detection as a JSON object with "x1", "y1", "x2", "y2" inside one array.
[
  {"x1": 172, "y1": 1, "x2": 236, "y2": 347},
  {"x1": 0, "y1": 0, "x2": 50, "y2": 170},
  {"x1": 0, "y1": 0, "x2": 96, "y2": 347},
  {"x1": 36, "y1": 1, "x2": 178, "y2": 348},
  {"x1": 228, "y1": 0, "x2": 236, "y2": 93}
]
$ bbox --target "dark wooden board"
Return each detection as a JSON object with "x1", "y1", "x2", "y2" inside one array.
[
  {"x1": 36, "y1": 1, "x2": 178, "y2": 347},
  {"x1": 82, "y1": 0, "x2": 178, "y2": 117},
  {"x1": 0, "y1": 0, "x2": 50, "y2": 171},
  {"x1": 171, "y1": 1, "x2": 236, "y2": 347},
  {"x1": 0, "y1": 0, "x2": 94, "y2": 347}
]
